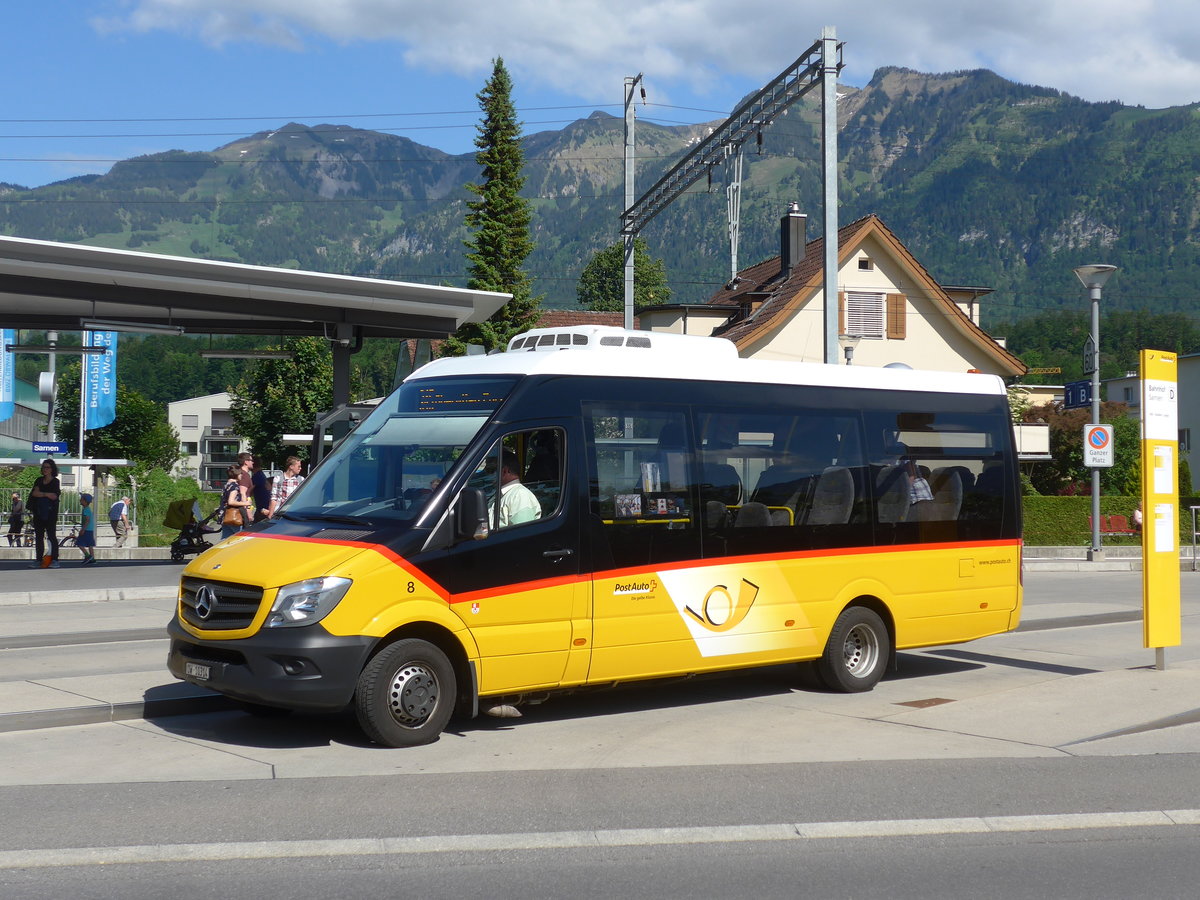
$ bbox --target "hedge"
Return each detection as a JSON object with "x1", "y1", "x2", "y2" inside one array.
[{"x1": 1022, "y1": 495, "x2": 1200, "y2": 547}]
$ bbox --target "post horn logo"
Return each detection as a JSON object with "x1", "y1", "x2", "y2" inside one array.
[{"x1": 683, "y1": 579, "x2": 760, "y2": 633}]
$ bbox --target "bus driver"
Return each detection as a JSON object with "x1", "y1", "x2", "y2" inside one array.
[{"x1": 497, "y1": 449, "x2": 541, "y2": 528}]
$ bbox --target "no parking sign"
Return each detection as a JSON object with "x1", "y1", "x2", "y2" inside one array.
[{"x1": 1083, "y1": 424, "x2": 1114, "y2": 468}]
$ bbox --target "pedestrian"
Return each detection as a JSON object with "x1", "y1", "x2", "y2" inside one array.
[
  {"x1": 6, "y1": 491, "x2": 23, "y2": 547},
  {"x1": 267, "y1": 456, "x2": 305, "y2": 518},
  {"x1": 219, "y1": 464, "x2": 251, "y2": 540},
  {"x1": 109, "y1": 496, "x2": 132, "y2": 547},
  {"x1": 236, "y1": 451, "x2": 254, "y2": 497},
  {"x1": 76, "y1": 493, "x2": 97, "y2": 565},
  {"x1": 250, "y1": 458, "x2": 272, "y2": 523},
  {"x1": 27, "y1": 458, "x2": 61, "y2": 568}
]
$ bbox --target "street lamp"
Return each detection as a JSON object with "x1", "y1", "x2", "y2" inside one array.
[
  {"x1": 838, "y1": 333, "x2": 861, "y2": 365},
  {"x1": 1074, "y1": 264, "x2": 1117, "y2": 561}
]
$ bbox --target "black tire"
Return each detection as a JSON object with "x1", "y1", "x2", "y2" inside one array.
[
  {"x1": 170, "y1": 549, "x2": 183, "y2": 561},
  {"x1": 355, "y1": 639, "x2": 455, "y2": 747},
  {"x1": 796, "y1": 660, "x2": 830, "y2": 691},
  {"x1": 816, "y1": 606, "x2": 889, "y2": 693}
]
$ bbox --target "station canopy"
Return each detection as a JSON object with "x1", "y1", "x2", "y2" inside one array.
[{"x1": 0, "y1": 235, "x2": 510, "y2": 339}]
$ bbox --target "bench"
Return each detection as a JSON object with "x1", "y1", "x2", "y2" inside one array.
[{"x1": 1088, "y1": 515, "x2": 1139, "y2": 536}]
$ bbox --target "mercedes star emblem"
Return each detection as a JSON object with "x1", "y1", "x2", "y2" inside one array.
[{"x1": 194, "y1": 585, "x2": 217, "y2": 620}]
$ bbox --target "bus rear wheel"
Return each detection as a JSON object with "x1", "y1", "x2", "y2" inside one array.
[
  {"x1": 817, "y1": 606, "x2": 889, "y2": 693},
  {"x1": 355, "y1": 639, "x2": 455, "y2": 747}
]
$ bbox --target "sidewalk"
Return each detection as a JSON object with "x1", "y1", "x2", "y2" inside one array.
[
  {"x1": 0, "y1": 559, "x2": 1197, "y2": 783},
  {"x1": 1022, "y1": 545, "x2": 1198, "y2": 572}
]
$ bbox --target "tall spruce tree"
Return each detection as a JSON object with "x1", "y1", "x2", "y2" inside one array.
[{"x1": 445, "y1": 58, "x2": 541, "y2": 355}]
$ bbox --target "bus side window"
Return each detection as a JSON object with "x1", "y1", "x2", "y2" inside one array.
[
  {"x1": 586, "y1": 405, "x2": 700, "y2": 568},
  {"x1": 471, "y1": 427, "x2": 566, "y2": 532}
]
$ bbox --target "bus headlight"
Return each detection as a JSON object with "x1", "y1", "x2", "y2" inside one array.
[{"x1": 265, "y1": 577, "x2": 352, "y2": 627}]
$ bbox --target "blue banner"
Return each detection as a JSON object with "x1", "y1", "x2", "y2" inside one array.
[
  {"x1": 0, "y1": 329, "x2": 13, "y2": 423},
  {"x1": 83, "y1": 331, "x2": 117, "y2": 430}
]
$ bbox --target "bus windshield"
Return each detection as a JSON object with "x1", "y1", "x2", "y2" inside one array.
[{"x1": 279, "y1": 376, "x2": 517, "y2": 527}]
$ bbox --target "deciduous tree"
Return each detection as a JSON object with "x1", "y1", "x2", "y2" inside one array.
[
  {"x1": 577, "y1": 237, "x2": 672, "y2": 312},
  {"x1": 54, "y1": 363, "x2": 180, "y2": 476},
  {"x1": 229, "y1": 337, "x2": 334, "y2": 467}
]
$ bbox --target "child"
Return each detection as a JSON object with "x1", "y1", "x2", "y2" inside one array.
[{"x1": 76, "y1": 493, "x2": 97, "y2": 565}]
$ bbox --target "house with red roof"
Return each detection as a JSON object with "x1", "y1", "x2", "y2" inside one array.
[{"x1": 639, "y1": 209, "x2": 1026, "y2": 379}]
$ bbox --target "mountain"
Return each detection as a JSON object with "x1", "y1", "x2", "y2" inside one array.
[{"x1": 2, "y1": 68, "x2": 1199, "y2": 325}]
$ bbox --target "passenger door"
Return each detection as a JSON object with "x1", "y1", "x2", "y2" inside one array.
[
  {"x1": 584, "y1": 403, "x2": 706, "y2": 681},
  {"x1": 440, "y1": 425, "x2": 590, "y2": 693}
]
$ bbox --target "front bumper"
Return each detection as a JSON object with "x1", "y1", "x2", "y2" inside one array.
[{"x1": 167, "y1": 617, "x2": 375, "y2": 711}]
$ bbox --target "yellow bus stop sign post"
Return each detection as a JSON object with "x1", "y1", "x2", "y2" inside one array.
[{"x1": 1140, "y1": 349, "x2": 1181, "y2": 668}]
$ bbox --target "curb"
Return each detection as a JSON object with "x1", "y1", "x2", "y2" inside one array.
[
  {"x1": 0, "y1": 691, "x2": 237, "y2": 735},
  {"x1": 0, "y1": 586, "x2": 178, "y2": 607}
]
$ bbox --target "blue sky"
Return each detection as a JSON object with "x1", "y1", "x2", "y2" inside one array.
[{"x1": 4, "y1": 1, "x2": 1199, "y2": 189}]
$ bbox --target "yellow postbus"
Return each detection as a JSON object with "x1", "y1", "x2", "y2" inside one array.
[{"x1": 168, "y1": 326, "x2": 1022, "y2": 747}]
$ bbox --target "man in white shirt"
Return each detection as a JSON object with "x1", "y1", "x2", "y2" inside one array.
[{"x1": 497, "y1": 449, "x2": 541, "y2": 528}]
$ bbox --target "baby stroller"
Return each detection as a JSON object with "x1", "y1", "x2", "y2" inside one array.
[{"x1": 164, "y1": 499, "x2": 221, "y2": 561}]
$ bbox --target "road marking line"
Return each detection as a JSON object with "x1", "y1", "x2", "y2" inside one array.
[{"x1": 1, "y1": 810, "x2": 1197, "y2": 869}]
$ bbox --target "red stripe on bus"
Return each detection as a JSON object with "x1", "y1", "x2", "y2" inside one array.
[
  {"x1": 245, "y1": 532, "x2": 1019, "y2": 609},
  {"x1": 246, "y1": 532, "x2": 452, "y2": 602}
]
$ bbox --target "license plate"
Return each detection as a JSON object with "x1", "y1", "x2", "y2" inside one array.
[{"x1": 184, "y1": 662, "x2": 211, "y2": 681}]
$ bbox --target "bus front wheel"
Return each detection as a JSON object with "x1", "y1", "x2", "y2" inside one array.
[
  {"x1": 355, "y1": 639, "x2": 456, "y2": 747},
  {"x1": 817, "y1": 606, "x2": 889, "y2": 693}
]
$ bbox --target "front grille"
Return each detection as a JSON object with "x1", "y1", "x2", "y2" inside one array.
[{"x1": 181, "y1": 576, "x2": 264, "y2": 631}]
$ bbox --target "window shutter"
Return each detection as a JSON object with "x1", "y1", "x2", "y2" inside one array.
[
  {"x1": 838, "y1": 292, "x2": 846, "y2": 334},
  {"x1": 886, "y1": 293, "x2": 906, "y2": 340}
]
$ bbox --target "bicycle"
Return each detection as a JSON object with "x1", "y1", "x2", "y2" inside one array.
[{"x1": 58, "y1": 525, "x2": 78, "y2": 548}]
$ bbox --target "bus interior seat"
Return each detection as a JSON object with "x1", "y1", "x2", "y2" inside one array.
[
  {"x1": 945, "y1": 465, "x2": 975, "y2": 492},
  {"x1": 920, "y1": 467, "x2": 964, "y2": 521},
  {"x1": 974, "y1": 462, "x2": 1005, "y2": 495},
  {"x1": 703, "y1": 500, "x2": 731, "y2": 530},
  {"x1": 733, "y1": 501, "x2": 772, "y2": 528},
  {"x1": 524, "y1": 433, "x2": 560, "y2": 484},
  {"x1": 806, "y1": 466, "x2": 855, "y2": 525},
  {"x1": 751, "y1": 461, "x2": 815, "y2": 523},
  {"x1": 875, "y1": 464, "x2": 910, "y2": 524}
]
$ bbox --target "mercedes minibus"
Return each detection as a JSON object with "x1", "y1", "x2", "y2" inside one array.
[{"x1": 168, "y1": 326, "x2": 1022, "y2": 747}]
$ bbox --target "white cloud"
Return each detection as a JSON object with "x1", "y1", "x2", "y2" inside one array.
[{"x1": 99, "y1": 0, "x2": 1200, "y2": 108}]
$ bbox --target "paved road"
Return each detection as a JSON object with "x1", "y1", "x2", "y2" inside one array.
[{"x1": 0, "y1": 566, "x2": 1197, "y2": 896}]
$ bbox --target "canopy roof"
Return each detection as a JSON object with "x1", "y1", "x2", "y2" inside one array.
[{"x1": 0, "y1": 235, "x2": 509, "y2": 339}]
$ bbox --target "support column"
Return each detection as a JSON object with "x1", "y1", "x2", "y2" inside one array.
[
  {"x1": 821, "y1": 26, "x2": 840, "y2": 365},
  {"x1": 623, "y1": 74, "x2": 644, "y2": 331}
]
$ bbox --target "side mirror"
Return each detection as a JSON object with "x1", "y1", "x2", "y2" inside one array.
[{"x1": 454, "y1": 488, "x2": 490, "y2": 541}]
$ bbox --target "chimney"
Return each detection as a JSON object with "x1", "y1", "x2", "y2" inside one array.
[{"x1": 780, "y1": 202, "x2": 806, "y2": 278}]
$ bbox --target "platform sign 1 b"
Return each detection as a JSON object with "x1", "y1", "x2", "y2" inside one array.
[
  {"x1": 1140, "y1": 349, "x2": 1180, "y2": 655},
  {"x1": 1082, "y1": 424, "x2": 1113, "y2": 468},
  {"x1": 1063, "y1": 380, "x2": 1092, "y2": 410}
]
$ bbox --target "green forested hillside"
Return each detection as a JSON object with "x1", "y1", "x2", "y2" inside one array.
[{"x1": 3, "y1": 66, "x2": 1199, "y2": 335}]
